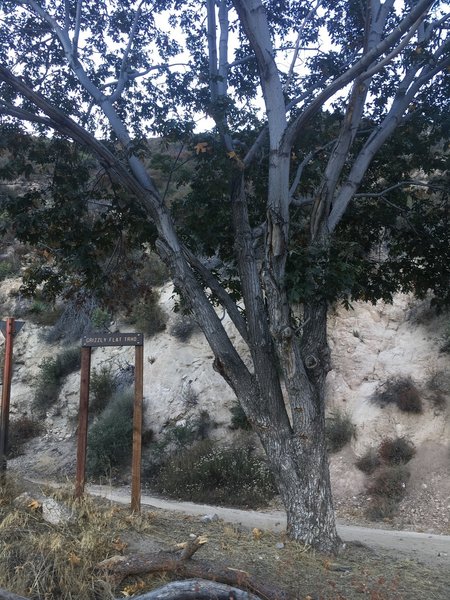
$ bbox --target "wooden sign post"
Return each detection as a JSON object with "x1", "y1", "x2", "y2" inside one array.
[
  {"x1": 0, "y1": 318, "x2": 24, "y2": 476},
  {"x1": 76, "y1": 333, "x2": 144, "y2": 512}
]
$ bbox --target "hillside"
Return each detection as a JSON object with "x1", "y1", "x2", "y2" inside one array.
[{"x1": 0, "y1": 271, "x2": 449, "y2": 534}]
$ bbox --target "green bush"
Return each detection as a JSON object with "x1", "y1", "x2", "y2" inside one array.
[
  {"x1": 91, "y1": 307, "x2": 111, "y2": 330},
  {"x1": 371, "y1": 377, "x2": 423, "y2": 413},
  {"x1": 142, "y1": 412, "x2": 215, "y2": 481},
  {"x1": 89, "y1": 365, "x2": 117, "y2": 415},
  {"x1": 86, "y1": 392, "x2": 134, "y2": 478},
  {"x1": 26, "y1": 299, "x2": 62, "y2": 326},
  {"x1": 155, "y1": 441, "x2": 276, "y2": 508},
  {"x1": 229, "y1": 401, "x2": 252, "y2": 431},
  {"x1": 32, "y1": 347, "x2": 81, "y2": 416},
  {"x1": 378, "y1": 437, "x2": 416, "y2": 465},
  {"x1": 355, "y1": 448, "x2": 381, "y2": 475},
  {"x1": 325, "y1": 409, "x2": 356, "y2": 453},
  {"x1": 126, "y1": 291, "x2": 166, "y2": 336}
]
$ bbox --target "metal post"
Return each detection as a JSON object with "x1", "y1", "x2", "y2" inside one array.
[
  {"x1": 131, "y1": 343, "x2": 144, "y2": 512},
  {"x1": 75, "y1": 346, "x2": 91, "y2": 498},
  {"x1": 0, "y1": 317, "x2": 15, "y2": 475}
]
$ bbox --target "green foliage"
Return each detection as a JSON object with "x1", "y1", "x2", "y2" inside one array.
[
  {"x1": 229, "y1": 402, "x2": 252, "y2": 431},
  {"x1": 378, "y1": 437, "x2": 416, "y2": 465},
  {"x1": 126, "y1": 291, "x2": 166, "y2": 336},
  {"x1": 6, "y1": 416, "x2": 44, "y2": 458},
  {"x1": 32, "y1": 348, "x2": 81, "y2": 417},
  {"x1": 89, "y1": 365, "x2": 117, "y2": 415},
  {"x1": 90, "y1": 307, "x2": 111, "y2": 330},
  {"x1": 325, "y1": 410, "x2": 356, "y2": 453},
  {"x1": 155, "y1": 440, "x2": 276, "y2": 508},
  {"x1": 371, "y1": 377, "x2": 423, "y2": 414},
  {"x1": 86, "y1": 392, "x2": 134, "y2": 479},
  {"x1": 25, "y1": 299, "x2": 62, "y2": 326}
]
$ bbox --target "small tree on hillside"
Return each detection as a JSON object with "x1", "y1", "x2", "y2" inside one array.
[{"x1": 0, "y1": 0, "x2": 449, "y2": 552}]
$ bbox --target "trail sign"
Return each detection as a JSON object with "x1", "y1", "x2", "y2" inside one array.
[
  {"x1": 82, "y1": 332, "x2": 143, "y2": 347},
  {"x1": 76, "y1": 332, "x2": 144, "y2": 512}
]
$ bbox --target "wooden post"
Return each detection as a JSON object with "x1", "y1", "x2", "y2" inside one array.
[
  {"x1": 131, "y1": 343, "x2": 144, "y2": 512},
  {"x1": 75, "y1": 346, "x2": 91, "y2": 498},
  {"x1": 0, "y1": 317, "x2": 14, "y2": 474}
]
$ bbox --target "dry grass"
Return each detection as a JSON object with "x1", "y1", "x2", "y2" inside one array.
[{"x1": 0, "y1": 476, "x2": 449, "y2": 599}]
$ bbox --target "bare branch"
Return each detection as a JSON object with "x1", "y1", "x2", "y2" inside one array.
[
  {"x1": 327, "y1": 47, "x2": 450, "y2": 232},
  {"x1": 284, "y1": 0, "x2": 324, "y2": 91},
  {"x1": 354, "y1": 180, "x2": 448, "y2": 198},
  {"x1": 109, "y1": 0, "x2": 145, "y2": 102},
  {"x1": 73, "y1": 0, "x2": 83, "y2": 53}
]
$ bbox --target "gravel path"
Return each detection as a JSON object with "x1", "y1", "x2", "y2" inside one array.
[{"x1": 87, "y1": 483, "x2": 450, "y2": 567}]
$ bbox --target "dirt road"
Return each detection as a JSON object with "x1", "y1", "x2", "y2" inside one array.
[{"x1": 87, "y1": 484, "x2": 450, "y2": 567}]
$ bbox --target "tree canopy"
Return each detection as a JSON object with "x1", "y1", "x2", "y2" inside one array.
[{"x1": 0, "y1": 0, "x2": 449, "y2": 552}]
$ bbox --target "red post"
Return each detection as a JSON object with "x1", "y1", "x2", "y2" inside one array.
[
  {"x1": 75, "y1": 346, "x2": 91, "y2": 498},
  {"x1": 131, "y1": 343, "x2": 144, "y2": 512},
  {"x1": 0, "y1": 317, "x2": 15, "y2": 474}
]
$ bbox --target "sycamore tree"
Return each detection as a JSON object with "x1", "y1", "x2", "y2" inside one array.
[{"x1": 0, "y1": 0, "x2": 449, "y2": 552}]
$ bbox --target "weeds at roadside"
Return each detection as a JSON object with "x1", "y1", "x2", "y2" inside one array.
[{"x1": 155, "y1": 440, "x2": 276, "y2": 508}]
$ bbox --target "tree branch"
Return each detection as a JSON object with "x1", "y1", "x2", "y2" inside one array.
[
  {"x1": 182, "y1": 247, "x2": 250, "y2": 345},
  {"x1": 109, "y1": 0, "x2": 145, "y2": 102},
  {"x1": 283, "y1": 0, "x2": 435, "y2": 149},
  {"x1": 327, "y1": 48, "x2": 450, "y2": 232}
]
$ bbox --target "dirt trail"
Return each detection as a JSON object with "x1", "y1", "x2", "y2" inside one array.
[{"x1": 86, "y1": 483, "x2": 450, "y2": 567}]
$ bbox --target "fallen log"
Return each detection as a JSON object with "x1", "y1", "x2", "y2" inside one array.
[
  {"x1": 0, "y1": 588, "x2": 30, "y2": 600},
  {"x1": 0, "y1": 580, "x2": 261, "y2": 600},
  {"x1": 129, "y1": 578, "x2": 262, "y2": 599},
  {"x1": 97, "y1": 536, "x2": 286, "y2": 600}
]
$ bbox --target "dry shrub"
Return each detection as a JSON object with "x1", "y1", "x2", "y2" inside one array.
[
  {"x1": 365, "y1": 465, "x2": 410, "y2": 521},
  {"x1": 7, "y1": 416, "x2": 44, "y2": 458},
  {"x1": 365, "y1": 496, "x2": 399, "y2": 521},
  {"x1": 430, "y1": 392, "x2": 447, "y2": 413},
  {"x1": 367, "y1": 465, "x2": 410, "y2": 499},
  {"x1": 325, "y1": 410, "x2": 356, "y2": 453},
  {"x1": 355, "y1": 448, "x2": 381, "y2": 475},
  {"x1": 378, "y1": 437, "x2": 416, "y2": 465},
  {"x1": 0, "y1": 485, "x2": 153, "y2": 600},
  {"x1": 170, "y1": 317, "x2": 199, "y2": 342},
  {"x1": 371, "y1": 376, "x2": 423, "y2": 413},
  {"x1": 155, "y1": 440, "x2": 276, "y2": 509}
]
